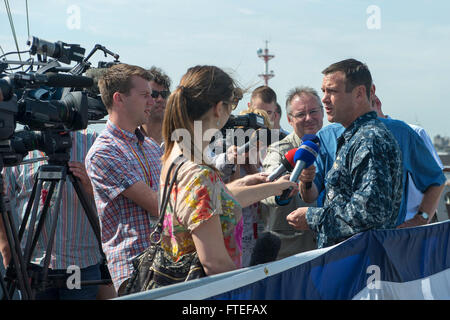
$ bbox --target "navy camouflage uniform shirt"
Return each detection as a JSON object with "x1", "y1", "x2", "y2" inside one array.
[{"x1": 306, "y1": 111, "x2": 402, "y2": 248}]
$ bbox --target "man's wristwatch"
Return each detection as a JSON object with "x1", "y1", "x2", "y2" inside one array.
[{"x1": 415, "y1": 211, "x2": 430, "y2": 223}]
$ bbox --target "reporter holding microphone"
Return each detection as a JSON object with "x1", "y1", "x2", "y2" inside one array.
[{"x1": 160, "y1": 65, "x2": 296, "y2": 274}]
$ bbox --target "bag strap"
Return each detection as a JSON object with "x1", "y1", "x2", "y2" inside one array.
[{"x1": 149, "y1": 155, "x2": 186, "y2": 245}]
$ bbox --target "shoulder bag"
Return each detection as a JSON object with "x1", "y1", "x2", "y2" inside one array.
[{"x1": 123, "y1": 156, "x2": 205, "y2": 295}]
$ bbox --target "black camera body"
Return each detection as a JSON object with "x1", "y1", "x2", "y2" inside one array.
[
  {"x1": 211, "y1": 113, "x2": 267, "y2": 155},
  {"x1": 222, "y1": 113, "x2": 266, "y2": 131},
  {"x1": 0, "y1": 36, "x2": 117, "y2": 167}
]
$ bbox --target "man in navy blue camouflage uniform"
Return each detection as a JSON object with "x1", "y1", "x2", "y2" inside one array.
[{"x1": 287, "y1": 59, "x2": 402, "y2": 248}]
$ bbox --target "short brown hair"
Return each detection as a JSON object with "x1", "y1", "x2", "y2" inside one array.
[
  {"x1": 250, "y1": 86, "x2": 277, "y2": 104},
  {"x1": 98, "y1": 63, "x2": 153, "y2": 110},
  {"x1": 322, "y1": 58, "x2": 372, "y2": 100}
]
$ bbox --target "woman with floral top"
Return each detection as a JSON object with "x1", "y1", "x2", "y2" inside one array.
[{"x1": 160, "y1": 65, "x2": 296, "y2": 275}]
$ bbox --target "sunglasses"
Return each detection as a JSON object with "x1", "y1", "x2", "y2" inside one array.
[{"x1": 151, "y1": 89, "x2": 170, "y2": 99}]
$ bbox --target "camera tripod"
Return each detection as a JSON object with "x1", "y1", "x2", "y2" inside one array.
[{"x1": 0, "y1": 152, "x2": 111, "y2": 300}]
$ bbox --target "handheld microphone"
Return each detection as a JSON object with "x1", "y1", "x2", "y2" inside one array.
[
  {"x1": 249, "y1": 232, "x2": 281, "y2": 266},
  {"x1": 299, "y1": 134, "x2": 320, "y2": 189},
  {"x1": 275, "y1": 140, "x2": 319, "y2": 206},
  {"x1": 267, "y1": 148, "x2": 297, "y2": 181}
]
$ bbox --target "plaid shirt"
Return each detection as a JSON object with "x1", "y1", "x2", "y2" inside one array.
[
  {"x1": 85, "y1": 120, "x2": 162, "y2": 291},
  {"x1": 2, "y1": 130, "x2": 103, "y2": 269}
]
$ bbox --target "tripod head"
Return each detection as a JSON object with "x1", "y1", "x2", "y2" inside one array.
[{"x1": 0, "y1": 130, "x2": 111, "y2": 300}]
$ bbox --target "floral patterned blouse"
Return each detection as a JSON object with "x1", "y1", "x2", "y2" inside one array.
[{"x1": 160, "y1": 160, "x2": 242, "y2": 267}]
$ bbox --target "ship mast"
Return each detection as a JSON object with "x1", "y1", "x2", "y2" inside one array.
[{"x1": 257, "y1": 40, "x2": 275, "y2": 86}]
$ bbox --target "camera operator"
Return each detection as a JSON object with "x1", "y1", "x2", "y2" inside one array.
[
  {"x1": 1, "y1": 129, "x2": 105, "y2": 300},
  {"x1": 248, "y1": 86, "x2": 277, "y2": 128}
]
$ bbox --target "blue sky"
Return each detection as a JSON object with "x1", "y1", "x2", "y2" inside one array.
[{"x1": 1, "y1": 0, "x2": 449, "y2": 137}]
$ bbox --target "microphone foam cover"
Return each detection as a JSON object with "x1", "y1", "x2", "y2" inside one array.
[
  {"x1": 284, "y1": 148, "x2": 298, "y2": 167},
  {"x1": 293, "y1": 140, "x2": 319, "y2": 166},
  {"x1": 249, "y1": 232, "x2": 281, "y2": 266},
  {"x1": 302, "y1": 133, "x2": 320, "y2": 146}
]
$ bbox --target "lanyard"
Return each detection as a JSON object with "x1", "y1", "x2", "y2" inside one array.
[{"x1": 119, "y1": 129, "x2": 153, "y2": 188}]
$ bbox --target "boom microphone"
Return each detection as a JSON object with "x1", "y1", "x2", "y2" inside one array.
[
  {"x1": 45, "y1": 73, "x2": 93, "y2": 88},
  {"x1": 275, "y1": 140, "x2": 320, "y2": 205},
  {"x1": 5, "y1": 73, "x2": 93, "y2": 89},
  {"x1": 267, "y1": 148, "x2": 297, "y2": 181},
  {"x1": 249, "y1": 232, "x2": 281, "y2": 266}
]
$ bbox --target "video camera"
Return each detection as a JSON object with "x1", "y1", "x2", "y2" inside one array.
[
  {"x1": 0, "y1": 36, "x2": 118, "y2": 166},
  {"x1": 222, "y1": 113, "x2": 266, "y2": 131},
  {"x1": 211, "y1": 112, "x2": 268, "y2": 155}
]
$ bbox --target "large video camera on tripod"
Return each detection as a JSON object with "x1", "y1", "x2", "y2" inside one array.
[
  {"x1": 0, "y1": 36, "x2": 116, "y2": 164},
  {"x1": 0, "y1": 36, "x2": 118, "y2": 299}
]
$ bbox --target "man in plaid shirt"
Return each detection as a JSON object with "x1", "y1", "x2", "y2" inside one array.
[{"x1": 85, "y1": 64, "x2": 162, "y2": 294}]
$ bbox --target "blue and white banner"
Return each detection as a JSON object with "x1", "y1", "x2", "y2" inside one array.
[{"x1": 119, "y1": 220, "x2": 450, "y2": 300}]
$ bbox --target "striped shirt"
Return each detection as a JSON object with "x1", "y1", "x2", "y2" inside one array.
[
  {"x1": 85, "y1": 120, "x2": 162, "y2": 291},
  {"x1": 2, "y1": 129, "x2": 103, "y2": 269}
]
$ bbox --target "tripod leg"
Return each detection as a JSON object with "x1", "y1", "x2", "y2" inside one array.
[
  {"x1": 27, "y1": 182, "x2": 56, "y2": 265},
  {"x1": 0, "y1": 269, "x2": 8, "y2": 299},
  {"x1": 0, "y1": 201, "x2": 32, "y2": 299},
  {"x1": 69, "y1": 173, "x2": 112, "y2": 285},
  {"x1": 22, "y1": 178, "x2": 46, "y2": 266},
  {"x1": 1, "y1": 171, "x2": 33, "y2": 299},
  {"x1": 9, "y1": 168, "x2": 58, "y2": 300},
  {"x1": 18, "y1": 171, "x2": 39, "y2": 242},
  {"x1": 18, "y1": 165, "x2": 66, "y2": 297},
  {"x1": 39, "y1": 173, "x2": 66, "y2": 292},
  {"x1": 68, "y1": 174, "x2": 101, "y2": 243}
]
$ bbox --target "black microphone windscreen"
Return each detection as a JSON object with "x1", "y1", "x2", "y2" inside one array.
[
  {"x1": 46, "y1": 73, "x2": 94, "y2": 88},
  {"x1": 249, "y1": 232, "x2": 281, "y2": 266}
]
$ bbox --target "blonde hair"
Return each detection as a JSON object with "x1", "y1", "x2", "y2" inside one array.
[{"x1": 239, "y1": 108, "x2": 273, "y2": 129}]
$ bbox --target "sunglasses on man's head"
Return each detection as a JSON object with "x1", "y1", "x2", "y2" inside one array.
[{"x1": 151, "y1": 89, "x2": 170, "y2": 99}]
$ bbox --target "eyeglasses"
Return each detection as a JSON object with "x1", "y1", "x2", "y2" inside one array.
[
  {"x1": 151, "y1": 89, "x2": 170, "y2": 99},
  {"x1": 289, "y1": 108, "x2": 322, "y2": 120},
  {"x1": 223, "y1": 100, "x2": 238, "y2": 111}
]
